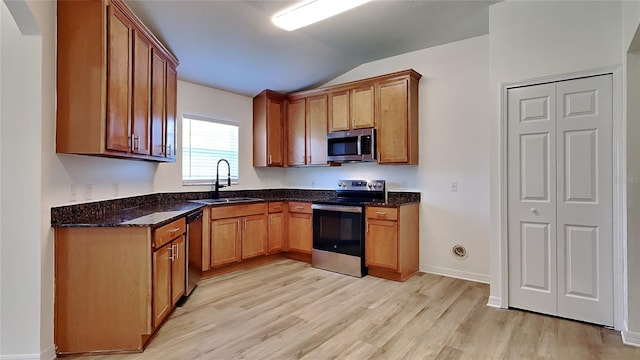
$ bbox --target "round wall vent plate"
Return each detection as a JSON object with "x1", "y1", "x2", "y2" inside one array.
[{"x1": 452, "y1": 244, "x2": 468, "y2": 260}]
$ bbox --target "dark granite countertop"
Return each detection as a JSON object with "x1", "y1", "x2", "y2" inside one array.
[
  {"x1": 51, "y1": 189, "x2": 420, "y2": 228},
  {"x1": 52, "y1": 201, "x2": 205, "y2": 228}
]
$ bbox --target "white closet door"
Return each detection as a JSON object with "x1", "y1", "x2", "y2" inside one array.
[
  {"x1": 556, "y1": 75, "x2": 613, "y2": 326},
  {"x1": 507, "y1": 74, "x2": 613, "y2": 326},
  {"x1": 508, "y1": 83, "x2": 558, "y2": 316}
]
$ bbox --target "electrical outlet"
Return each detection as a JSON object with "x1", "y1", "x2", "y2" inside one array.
[
  {"x1": 401, "y1": 181, "x2": 408, "y2": 189},
  {"x1": 69, "y1": 184, "x2": 77, "y2": 202},
  {"x1": 112, "y1": 182, "x2": 119, "y2": 197},
  {"x1": 311, "y1": 180, "x2": 316, "y2": 188},
  {"x1": 84, "y1": 184, "x2": 93, "y2": 201},
  {"x1": 450, "y1": 181, "x2": 458, "y2": 192}
]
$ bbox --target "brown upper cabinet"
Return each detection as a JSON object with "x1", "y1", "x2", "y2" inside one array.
[
  {"x1": 285, "y1": 93, "x2": 328, "y2": 166},
  {"x1": 131, "y1": 30, "x2": 152, "y2": 156},
  {"x1": 253, "y1": 90, "x2": 285, "y2": 167},
  {"x1": 56, "y1": 0, "x2": 179, "y2": 162},
  {"x1": 254, "y1": 69, "x2": 421, "y2": 167},
  {"x1": 376, "y1": 71, "x2": 421, "y2": 164},
  {"x1": 329, "y1": 84, "x2": 375, "y2": 132}
]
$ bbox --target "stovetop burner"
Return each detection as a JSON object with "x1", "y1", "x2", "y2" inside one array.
[{"x1": 314, "y1": 180, "x2": 386, "y2": 206}]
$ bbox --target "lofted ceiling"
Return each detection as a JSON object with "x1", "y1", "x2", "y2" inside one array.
[{"x1": 124, "y1": 0, "x2": 499, "y2": 97}]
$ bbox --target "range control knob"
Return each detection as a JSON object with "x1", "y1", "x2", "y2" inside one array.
[{"x1": 339, "y1": 182, "x2": 347, "y2": 188}]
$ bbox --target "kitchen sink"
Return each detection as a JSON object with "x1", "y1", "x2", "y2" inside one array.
[{"x1": 190, "y1": 197, "x2": 263, "y2": 205}]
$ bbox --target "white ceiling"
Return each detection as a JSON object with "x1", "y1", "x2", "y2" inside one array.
[{"x1": 124, "y1": 0, "x2": 499, "y2": 97}]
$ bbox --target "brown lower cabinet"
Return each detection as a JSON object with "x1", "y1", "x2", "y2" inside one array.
[
  {"x1": 153, "y1": 235, "x2": 185, "y2": 327},
  {"x1": 209, "y1": 203, "x2": 268, "y2": 268},
  {"x1": 365, "y1": 204, "x2": 419, "y2": 281},
  {"x1": 268, "y1": 202, "x2": 286, "y2": 253},
  {"x1": 286, "y1": 202, "x2": 313, "y2": 254},
  {"x1": 54, "y1": 217, "x2": 186, "y2": 355}
]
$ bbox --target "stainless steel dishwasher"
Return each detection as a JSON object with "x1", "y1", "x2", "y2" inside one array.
[{"x1": 185, "y1": 209, "x2": 203, "y2": 296}]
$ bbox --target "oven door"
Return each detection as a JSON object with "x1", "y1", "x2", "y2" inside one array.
[{"x1": 311, "y1": 204, "x2": 364, "y2": 257}]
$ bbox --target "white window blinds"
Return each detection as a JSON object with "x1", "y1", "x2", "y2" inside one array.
[{"x1": 182, "y1": 115, "x2": 239, "y2": 185}]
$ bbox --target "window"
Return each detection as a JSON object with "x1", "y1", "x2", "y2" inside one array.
[{"x1": 182, "y1": 115, "x2": 239, "y2": 185}]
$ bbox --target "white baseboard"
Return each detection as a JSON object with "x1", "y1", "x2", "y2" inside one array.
[
  {"x1": 0, "y1": 344, "x2": 55, "y2": 360},
  {"x1": 0, "y1": 354, "x2": 40, "y2": 360},
  {"x1": 487, "y1": 295, "x2": 503, "y2": 308},
  {"x1": 420, "y1": 264, "x2": 490, "y2": 284},
  {"x1": 622, "y1": 321, "x2": 640, "y2": 348}
]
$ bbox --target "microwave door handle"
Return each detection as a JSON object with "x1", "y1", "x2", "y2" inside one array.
[{"x1": 357, "y1": 136, "x2": 362, "y2": 156}]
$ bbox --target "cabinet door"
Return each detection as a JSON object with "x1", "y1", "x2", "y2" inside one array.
[
  {"x1": 171, "y1": 236, "x2": 186, "y2": 304},
  {"x1": 329, "y1": 90, "x2": 349, "y2": 132},
  {"x1": 152, "y1": 243, "x2": 172, "y2": 327},
  {"x1": 288, "y1": 213, "x2": 312, "y2": 254},
  {"x1": 377, "y1": 79, "x2": 408, "y2": 163},
  {"x1": 241, "y1": 214, "x2": 268, "y2": 259},
  {"x1": 268, "y1": 212, "x2": 285, "y2": 253},
  {"x1": 287, "y1": 98, "x2": 306, "y2": 166},
  {"x1": 106, "y1": 5, "x2": 132, "y2": 153},
  {"x1": 365, "y1": 219, "x2": 398, "y2": 270},
  {"x1": 306, "y1": 94, "x2": 328, "y2": 165},
  {"x1": 165, "y1": 64, "x2": 177, "y2": 160},
  {"x1": 351, "y1": 85, "x2": 375, "y2": 129},
  {"x1": 131, "y1": 32, "x2": 151, "y2": 155},
  {"x1": 151, "y1": 51, "x2": 166, "y2": 157},
  {"x1": 211, "y1": 218, "x2": 241, "y2": 267},
  {"x1": 267, "y1": 97, "x2": 284, "y2": 166}
]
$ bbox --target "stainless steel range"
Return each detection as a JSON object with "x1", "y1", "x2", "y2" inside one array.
[{"x1": 311, "y1": 180, "x2": 386, "y2": 277}]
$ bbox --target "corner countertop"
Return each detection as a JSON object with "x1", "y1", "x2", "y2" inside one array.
[
  {"x1": 51, "y1": 189, "x2": 420, "y2": 228},
  {"x1": 52, "y1": 201, "x2": 205, "y2": 228}
]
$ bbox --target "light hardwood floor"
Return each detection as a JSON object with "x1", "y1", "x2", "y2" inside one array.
[{"x1": 65, "y1": 259, "x2": 640, "y2": 360}]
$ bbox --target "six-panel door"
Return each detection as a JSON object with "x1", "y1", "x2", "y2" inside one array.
[{"x1": 507, "y1": 74, "x2": 613, "y2": 326}]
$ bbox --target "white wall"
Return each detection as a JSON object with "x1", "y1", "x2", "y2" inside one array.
[
  {"x1": 154, "y1": 81, "x2": 285, "y2": 193},
  {"x1": 623, "y1": 0, "x2": 640, "y2": 342},
  {"x1": 288, "y1": 35, "x2": 492, "y2": 282},
  {"x1": 4, "y1": 0, "x2": 162, "y2": 358},
  {"x1": 487, "y1": 0, "x2": 623, "y2": 308},
  {"x1": 1, "y1": 1, "x2": 43, "y2": 357}
]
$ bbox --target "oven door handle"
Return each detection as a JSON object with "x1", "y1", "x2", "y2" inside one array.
[{"x1": 311, "y1": 204, "x2": 363, "y2": 213}]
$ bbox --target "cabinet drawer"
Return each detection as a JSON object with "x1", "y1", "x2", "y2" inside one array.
[
  {"x1": 154, "y1": 217, "x2": 185, "y2": 249},
  {"x1": 210, "y1": 202, "x2": 266, "y2": 220},
  {"x1": 288, "y1": 201, "x2": 312, "y2": 214},
  {"x1": 366, "y1": 206, "x2": 398, "y2": 221},
  {"x1": 268, "y1": 201, "x2": 285, "y2": 213}
]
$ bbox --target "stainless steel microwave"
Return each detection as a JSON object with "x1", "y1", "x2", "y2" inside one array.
[{"x1": 327, "y1": 128, "x2": 376, "y2": 162}]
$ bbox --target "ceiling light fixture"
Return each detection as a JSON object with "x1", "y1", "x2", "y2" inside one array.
[{"x1": 272, "y1": 0, "x2": 372, "y2": 31}]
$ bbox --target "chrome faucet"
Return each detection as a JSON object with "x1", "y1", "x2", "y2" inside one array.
[{"x1": 214, "y1": 159, "x2": 231, "y2": 199}]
